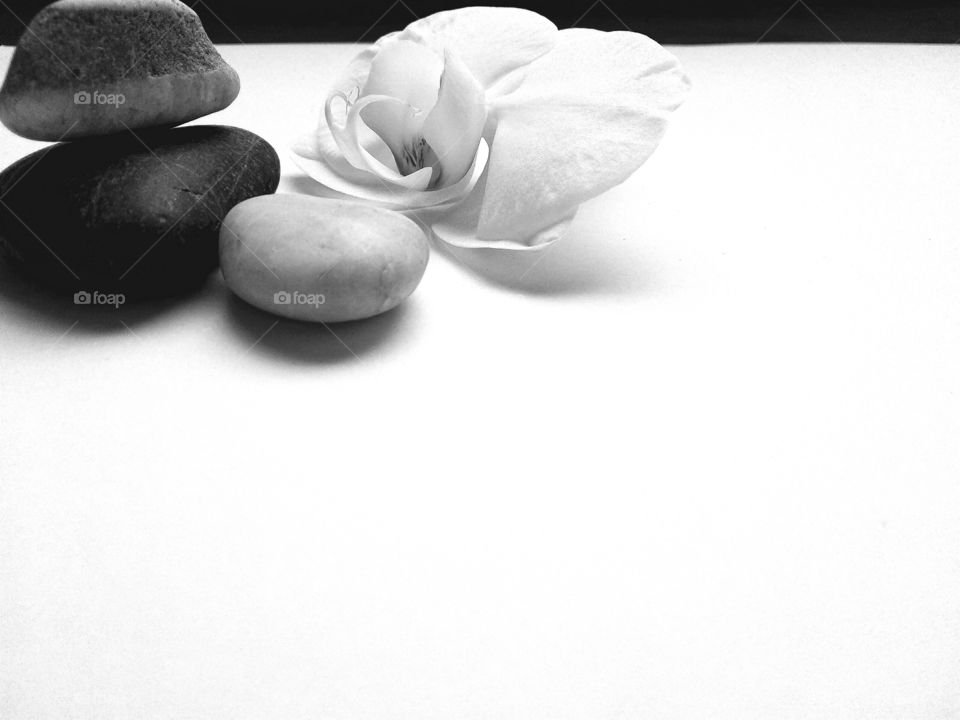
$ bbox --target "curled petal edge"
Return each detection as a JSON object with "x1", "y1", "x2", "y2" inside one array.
[
  {"x1": 291, "y1": 137, "x2": 490, "y2": 211},
  {"x1": 431, "y1": 209, "x2": 578, "y2": 251},
  {"x1": 326, "y1": 93, "x2": 433, "y2": 191}
]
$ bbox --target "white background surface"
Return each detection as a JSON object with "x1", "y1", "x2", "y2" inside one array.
[{"x1": 2, "y1": 43, "x2": 959, "y2": 719}]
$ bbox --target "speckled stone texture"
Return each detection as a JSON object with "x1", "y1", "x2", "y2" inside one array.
[
  {"x1": 0, "y1": 125, "x2": 280, "y2": 298},
  {"x1": 0, "y1": 0, "x2": 240, "y2": 139}
]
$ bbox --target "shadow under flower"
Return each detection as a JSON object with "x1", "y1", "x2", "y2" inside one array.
[
  {"x1": 224, "y1": 292, "x2": 412, "y2": 364},
  {"x1": 432, "y1": 216, "x2": 652, "y2": 298}
]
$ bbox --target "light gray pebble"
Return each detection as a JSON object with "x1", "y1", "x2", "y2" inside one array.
[{"x1": 220, "y1": 194, "x2": 430, "y2": 322}]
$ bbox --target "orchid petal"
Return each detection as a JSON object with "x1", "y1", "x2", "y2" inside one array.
[
  {"x1": 292, "y1": 121, "x2": 398, "y2": 187},
  {"x1": 430, "y1": 169, "x2": 578, "y2": 251},
  {"x1": 328, "y1": 94, "x2": 433, "y2": 190},
  {"x1": 324, "y1": 32, "x2": 399, "y2": 114},
  {"x1": 397, "y1": 7, "x2": 558, "y2": 91},
  {"x1": 422, "y1": 49, "x2": 487, "y2": 187},
  {"x1": 292, "y1": 139, "x2": 490, "y2": 211},
  {"x1": 359, "y1": 39, "x2": 444, "y2": 167},
  {"x1": 472, "y1": 29, "x2": 689, "y2": 246},
  {"x1": 361, "y1": 38, "x2": 443, "y2": 110},
  {"x1": 323, "y1": 92, "x2": 370, "y2": 170}
]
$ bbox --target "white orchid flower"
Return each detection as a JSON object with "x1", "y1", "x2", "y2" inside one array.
[{"x1": 292, "y1": 7, "x2": 690, "y2": 251}]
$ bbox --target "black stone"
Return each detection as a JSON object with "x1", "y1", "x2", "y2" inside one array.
[{"x1": 0, "y1": 125, "x2": 280, "y2": 298}]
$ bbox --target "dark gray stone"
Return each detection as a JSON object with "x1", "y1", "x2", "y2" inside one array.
[{"x1": 0, "y1": 124, "x2": 280, "y2": 298}]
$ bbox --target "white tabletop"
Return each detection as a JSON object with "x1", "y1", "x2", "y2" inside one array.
[{"x1": 2, "y1": 43, "x2": 959, "y2": 719}]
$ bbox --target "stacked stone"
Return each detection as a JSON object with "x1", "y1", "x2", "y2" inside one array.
[{"x1": 0, "y1": 0, "x2": 280, "y2": 299}]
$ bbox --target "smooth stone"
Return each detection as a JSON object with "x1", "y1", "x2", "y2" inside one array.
[
  {"x1": 0, "y1": 0, "x2": 240, "y2": 140},
  {"x1": 0, "y1": 125, "x2": 280, "y2": 298},
  {"x1": 220, "y1": 195, "x2": 430, "y2": 323}
]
